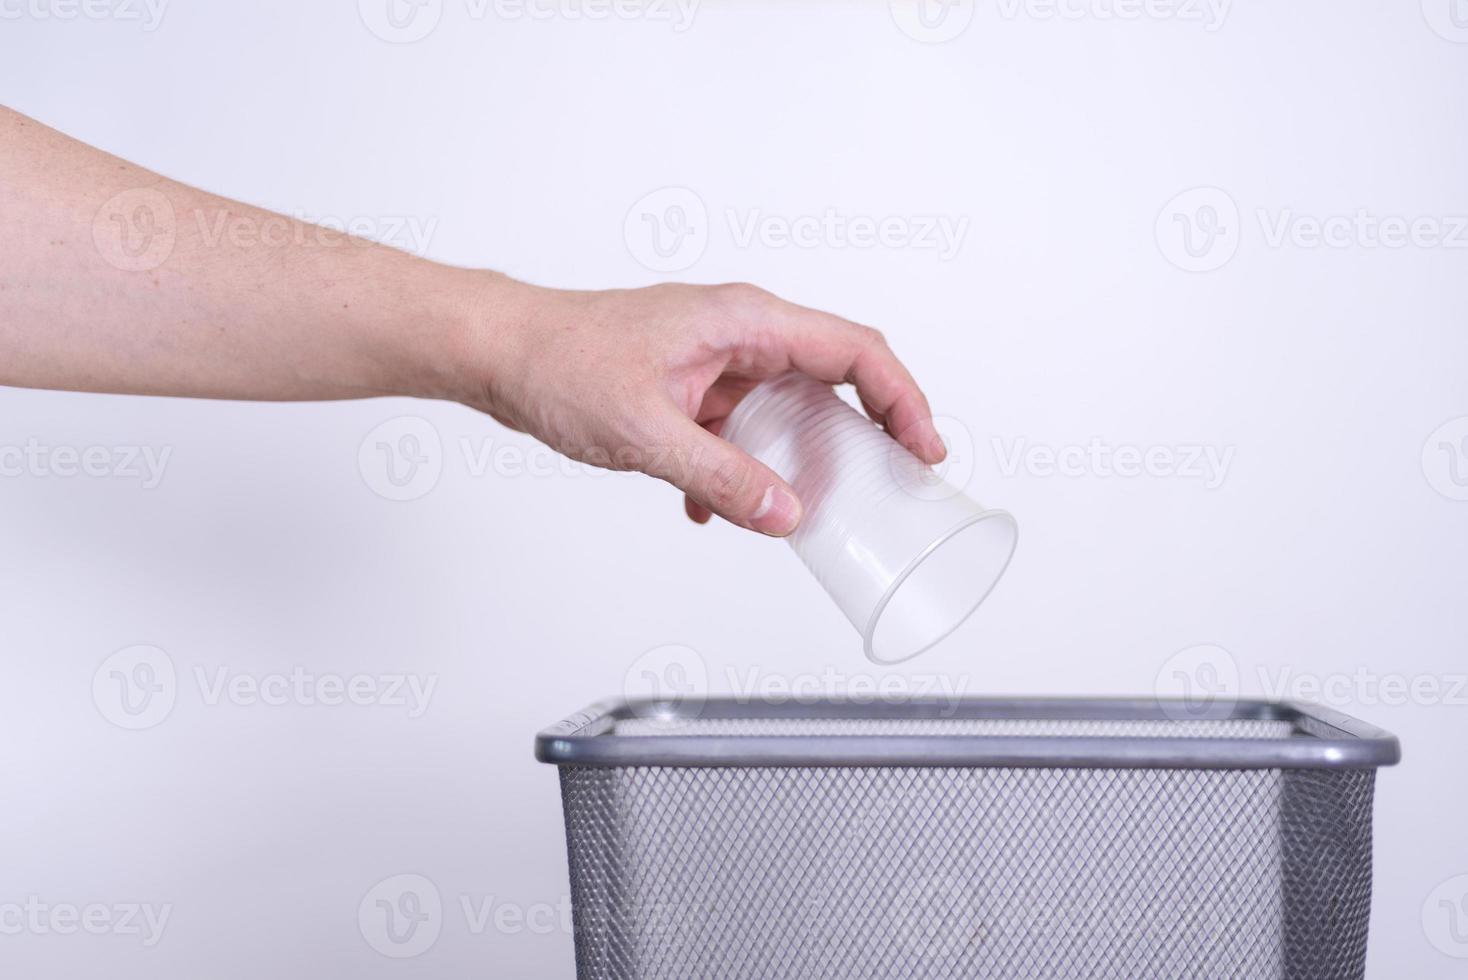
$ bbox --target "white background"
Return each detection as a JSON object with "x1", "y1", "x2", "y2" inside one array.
[{"x1": 2, "y1": 1, "x2": 1466, "y2": 976}]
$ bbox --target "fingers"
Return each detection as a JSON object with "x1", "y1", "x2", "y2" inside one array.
[
  {"x1": 643, "y1": 405, "x2": 802, "y2": 536},
  {"x1": 684, "y1": 495, "x2": 711, "y2": 524},
  {"x1": 683, "y1": 417, "x2": 721, "y2": 525},
  {"x1": 756, "y1": 293, "x2": 947, "y2": 465},
  {"x1": 691, "y1": 376, "x2": 759, "y2": 425}
]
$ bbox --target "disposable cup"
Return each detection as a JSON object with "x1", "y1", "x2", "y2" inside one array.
[{"x1": 723, "y1": 372, "x2": 1018, "y2": 664}]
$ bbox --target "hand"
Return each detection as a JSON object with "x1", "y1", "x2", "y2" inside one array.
[{"x1": 460, "y1": 280, "x2": 947, "y2": 536}]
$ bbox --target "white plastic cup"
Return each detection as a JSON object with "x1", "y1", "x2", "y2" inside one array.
[{"x1": 723, "y1": 372, "x2": 1018, "y2": 665}]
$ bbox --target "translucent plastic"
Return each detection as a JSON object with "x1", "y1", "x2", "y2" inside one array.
[{"x1": 723, "y1": 373, "x2": 1018, "y2": 664}]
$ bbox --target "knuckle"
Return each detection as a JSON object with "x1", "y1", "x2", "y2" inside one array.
[
  {"x1": 718, "y1": 280, "x2": 762, "y2": 298},
  {"x1": 711, "y1": 281, "x2": 768, "y2": 312},
  {"x1": 608, "y1": 412, "x2": 665, "y2": 475},
  {"x1": 704, "y1": 457, "x2": 752, "y2": 513}
]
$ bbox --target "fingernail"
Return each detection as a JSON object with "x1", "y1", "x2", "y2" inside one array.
[
  {"x1": 928, "y1": 433, "x2": 948, "y2": 462},
  {"x1": 751, "y1": 485, "x2": 801, "y2": 537}
]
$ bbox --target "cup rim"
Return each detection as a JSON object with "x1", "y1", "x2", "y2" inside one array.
[{"x1": 860, "y1": 508, "x2": 1019, "y2": 665}]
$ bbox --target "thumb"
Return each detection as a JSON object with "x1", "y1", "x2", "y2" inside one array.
[{"x1": 648, "y1": 412, "x2": 803, "y2": 537}]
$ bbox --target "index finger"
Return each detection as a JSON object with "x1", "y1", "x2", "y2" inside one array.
[{"x1": 761, "y1": 296, "x2": 946, "y2": 465}]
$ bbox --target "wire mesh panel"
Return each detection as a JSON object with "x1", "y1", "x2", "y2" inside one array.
[{"x1": 540, "y1": 702, "x2": 1394, "y2": 980}]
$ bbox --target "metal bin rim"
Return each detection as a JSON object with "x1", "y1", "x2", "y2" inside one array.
[{"x1": 534, "y1": 695, "x2": 1402, "y2": 771}]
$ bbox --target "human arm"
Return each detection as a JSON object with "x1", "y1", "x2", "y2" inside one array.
[{"x1": 0, "y1": 105, "x2": 945, "y2": 535}]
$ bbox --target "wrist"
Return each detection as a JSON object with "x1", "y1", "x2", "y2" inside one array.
[{"x1": 392, "y1": 266, "x2": 541, "y2": 411}]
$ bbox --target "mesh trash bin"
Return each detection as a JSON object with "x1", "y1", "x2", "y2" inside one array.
[{"x1": 536, "y1": 697, "x2": 1399, "y2": 980}]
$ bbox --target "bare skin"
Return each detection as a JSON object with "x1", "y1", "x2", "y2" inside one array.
[{"x1": 0, "y1": 105, "x2": 945, "y2": 536}]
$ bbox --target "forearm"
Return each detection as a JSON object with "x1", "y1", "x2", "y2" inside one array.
[{"x1": 0, "y1": 105, "x2": 508, "y2": 404}]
